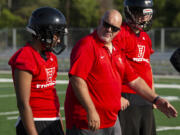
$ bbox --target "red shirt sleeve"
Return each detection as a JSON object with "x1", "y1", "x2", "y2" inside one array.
[
  {"x1": 9, "y1": 47, "x2": 37, "y2": 76},
  {"x1": 69, "y1": 37, "x2": 95, "y2": 80}
]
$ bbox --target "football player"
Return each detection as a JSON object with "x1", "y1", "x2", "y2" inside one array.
[
  {"x1": 9, "y1": 7, "x2": 67, "y2": 135},
  {"x1": 114, "y1": 0, "x2": 160, "y2": 135}
]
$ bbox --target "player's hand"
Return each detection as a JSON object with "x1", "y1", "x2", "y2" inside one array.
[
  {"x1": 87, "y1": 109, "x2": 100, "y2": 131},
  {"x1": 121, "y1": 97, "x2": 130, "y2": 111},
  {"x1": 155, "y1": 97, "x2": 178, "y2": 118},
  {"x1": 153, "y1": 104, "x2": 157, "y2": 109}
]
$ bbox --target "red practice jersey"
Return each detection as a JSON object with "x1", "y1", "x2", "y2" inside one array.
[
  {"x1": 114, "y1": 23, "x2": 154, "y2": 94},
  {"x1": 65, "y1": 31, "x2": 138, "y2": 129},
  {"x1": 9, "y1": 43, "x2": 60, "y2": 119}
]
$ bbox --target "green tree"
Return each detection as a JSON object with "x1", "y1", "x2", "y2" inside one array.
[
  {"x1": 0, "y1": 8, "x2": 24, "y2": 28},
  {"x1": 61, "y1": 0, "x2": 101, "y2": 28},
  {"x1": 11, "y1": 0, "x2": 60, "y2": 26},
  {"x1": 153, "y1": 0, "x2": 180, "y2": 28}
]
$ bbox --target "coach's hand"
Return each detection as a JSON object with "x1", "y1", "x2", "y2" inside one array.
[
  {"x1": 155, "y1": 97, "x2": 178, "y2": 118},
  {"x1": 87, "y1": 109, "x2": 100, "y2": 131}
]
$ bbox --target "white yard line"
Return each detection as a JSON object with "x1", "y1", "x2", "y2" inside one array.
[
  {"x1": 154, "y1": 75, "x2": 180, "y2": 79},
  {"x1": 0, "y1": 79, "x2": 69, "y2": 84},
  {"x1": 0, "y1": 111, "x2": 18, "y2": 116},
  {"x1": 157, "y1": 126, "x2": 180, "y2": 131},
  {"x1": 0, "y1": 94, "x2": 15, "y2": 98},
  {"x1": 161, "y1": 96, "x2": 180, "y2": 102},
  {"x1": 0, "y1": 107, "x2": 64, "y2": 116},
  {"x1": 0, "y1": 78, "x2": 13, "y2": 82},
  {"x1": 154, "y1": 84, "x2": 180, "y2": 89}
]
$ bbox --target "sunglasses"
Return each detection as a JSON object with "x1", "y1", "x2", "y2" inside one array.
[{"x1": 103, "y1": 20, "x2": 120, "y2": 32}]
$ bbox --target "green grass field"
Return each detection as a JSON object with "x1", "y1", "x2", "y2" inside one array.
[{"x1": 0, "y1": 73, "x2": 180, "y2": 135}]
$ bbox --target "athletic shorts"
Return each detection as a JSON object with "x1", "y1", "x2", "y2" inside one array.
[
  {"x1": 66, "y1": 118, "x2": 122, "y2": 135},
  {"x1": 16, "y1": 120, "x2": 64, "y2": 135},
  {"x1": 119, "y1": 105, "x2": 156, "y2": 135}
]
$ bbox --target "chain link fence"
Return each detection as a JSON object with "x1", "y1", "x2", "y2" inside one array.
[{"x1": 0, "y1": 27, "x2": 180, "y2": 75}]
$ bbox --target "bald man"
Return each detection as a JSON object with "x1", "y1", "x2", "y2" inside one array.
[{"x1": 64, "y1": 9, "x2": 177, "y2": 135}]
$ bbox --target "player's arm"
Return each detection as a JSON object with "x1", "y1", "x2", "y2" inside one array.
[
  {"x1": 59, "y1": 112, "x2": 65, "y2": 135},
  {"x1": 14, "y1": 69, "x2": 38, "y2": 135},
  {"x1": 128, "y1": 77, "x2": 178, "y2": 118},
  {"x1": 151, "y1": 72, "x2": 157, "y2": 109},
  {"x1": 70, "y1": 75, "x2": 100, "y2": 131}
]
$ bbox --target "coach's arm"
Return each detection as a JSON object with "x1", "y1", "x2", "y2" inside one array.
[
  {"x1": 70, "y1": 75, "x2": 100, "y2": 131},
  {"x1": 128, "y1": 77, "x2": 178, "y2": 118}
]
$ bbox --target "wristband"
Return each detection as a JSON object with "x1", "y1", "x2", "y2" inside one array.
[{"x1": 153, "y1": 96, "x2": 160, "y2": 104}]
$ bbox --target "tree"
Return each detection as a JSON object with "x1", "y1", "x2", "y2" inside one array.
[
  {"x1": 0, "y1": 8, "x2": 24, "y2": 28},
  {"x1": 59, "y1": 0, "x2": 101, "y2": 28}
]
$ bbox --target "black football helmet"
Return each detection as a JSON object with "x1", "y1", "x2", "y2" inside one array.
[
  {"x1": 124, "y1": 0, "x2": 153, "y2": 31},
  {"x1": 26, "y1": 7, "x2": 68, "y2": 54}
]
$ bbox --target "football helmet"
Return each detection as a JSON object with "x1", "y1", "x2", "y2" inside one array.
[
  {"x1": 26, "y1": 7, "x2": 68, "y2": 54},
  {"x1": 124, "y1": 0, "x2": 153, "y2": 31}
]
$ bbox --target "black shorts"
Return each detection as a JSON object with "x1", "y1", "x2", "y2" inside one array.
[
  {"x1": 118, "y1": 105, "x2": 156, "y2": 135},
  {"x1": 16, "y1": 120, "x2": 64, "y2": 135}
]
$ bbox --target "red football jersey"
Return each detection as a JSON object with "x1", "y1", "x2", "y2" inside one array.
[
  {"x1": 65, "y1": 31, "x2": 138, "y2": 129},
  {"x1": 114, "y1": 23, "x2": 154, "y2": 94},
  {"x1": 9, "y1": 43, "x2": 60, "y2": 119}
]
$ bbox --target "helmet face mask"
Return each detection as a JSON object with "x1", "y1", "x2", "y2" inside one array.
[
  {"x1": 124, "y1": 0, "x2": 153, "y2": 31},
  {"x1": 26, "y1": 7, "x2": 68, "y2": 55}
]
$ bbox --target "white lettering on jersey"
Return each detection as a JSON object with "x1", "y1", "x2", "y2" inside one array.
[
  {"x1": 137, "y1": 45, "x2": 145, "y2": 58},
  {"x1": 46, "y1": 67, "x2": 55, "y2": 82},
  {"x1": 133, "y1": 45, "x2": 149, "y2": 63},
  {"x1": 36, "y1": 67, "x2": 56, "y2": 89}
]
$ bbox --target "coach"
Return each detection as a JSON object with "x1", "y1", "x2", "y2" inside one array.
[{"x1": 64, "y1": 9, "x2": 178, "y2": 135}]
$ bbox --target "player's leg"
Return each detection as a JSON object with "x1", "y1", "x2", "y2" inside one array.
[
  {"x1": 139, "y1": 106, "x2": 156, "y2": 135},
  {"x1": 118, "y1": 105, "x2": 141, "y2": 135},
  {"x1": 110, "y1": 118, "x2": 122, "y2": 135}
]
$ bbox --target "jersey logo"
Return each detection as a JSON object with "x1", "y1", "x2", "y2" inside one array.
[
  {"x1": 137, "y1": 45, "x2": 145, "y2": 58},
  {"x1": 46, "y1": 67, "x2": 55, "y2": 82},
  {"x1": 36, "y1": 67, "x2": 56, "y2": 89},
  {"x1": 132, "y1": 45, "x2": 149, "y2": 63}
]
